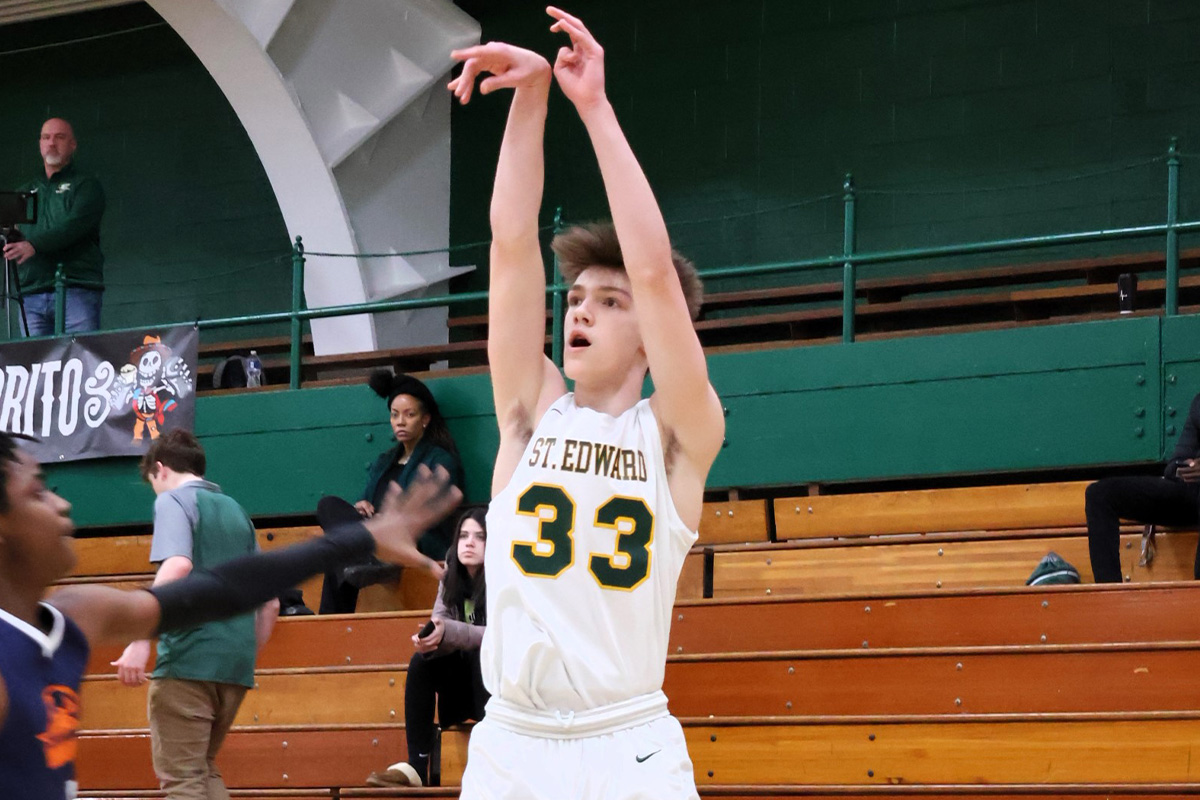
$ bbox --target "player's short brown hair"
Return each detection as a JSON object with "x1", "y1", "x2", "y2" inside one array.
[
  {"x1": 551, "y1": 222, "x2": 703, "y2": 321},
  {"x1": 140, "y1": 429, "x2": 206, "y2": 482}
]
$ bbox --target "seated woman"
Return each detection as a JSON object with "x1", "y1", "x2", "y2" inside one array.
[
  {"x1": 368, "y1": 506, "x2": 489, "y2": 787},
  {"x1": 319, "y1": 370, "x2": 464, "y2": 614}
]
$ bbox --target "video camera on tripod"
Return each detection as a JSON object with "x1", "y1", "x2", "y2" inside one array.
[
  {"x1": 0, "y1": 190, "x2": 36, "y2": 247},
  {"x1": 1, "y1": 190, "x2": 38, "y2": 337}
]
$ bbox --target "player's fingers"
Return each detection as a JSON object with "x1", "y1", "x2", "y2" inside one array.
[
  {"x1": 548, "y1": 13, "x2": 599, "y2": 53},
  {"x1": 547, "y1": 6, "x2": 585, "y2": 30},
  {"x1": 379, "y1": 481, "x2": 403, "y2": 513},
  {"x1": 455, "y1": 59, "x2": 483, "y2": 102},
  {"x1": 450, "y1": 45, "x2": 490, "y2": 63},
  {"x1": 479, "y1": 75, "x2": 504, "y2": 95}
]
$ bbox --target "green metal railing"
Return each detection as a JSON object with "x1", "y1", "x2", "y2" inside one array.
[{"x1": 21, "y1": 138, "x2": 1197, "y2": 389}]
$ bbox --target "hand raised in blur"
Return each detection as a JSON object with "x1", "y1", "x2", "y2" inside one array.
[{"x1": 363, "y1": 466, "x2": 460, "y2": 580}]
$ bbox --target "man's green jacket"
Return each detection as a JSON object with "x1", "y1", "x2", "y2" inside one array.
[{"x1": 18, "y1": 161, "x2": 105, "y2": 295}]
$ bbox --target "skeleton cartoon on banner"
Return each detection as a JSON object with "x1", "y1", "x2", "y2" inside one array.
[{"x1": 109, "y1": 334, "x2": 194, "y2": 441}]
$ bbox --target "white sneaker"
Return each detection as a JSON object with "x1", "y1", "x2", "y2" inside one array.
[{"x1": 366, "y1": 760, "x2": 424, "y2": 788}]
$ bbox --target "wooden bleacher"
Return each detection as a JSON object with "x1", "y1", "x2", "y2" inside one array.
[{"x1": 73, "y1": 480, "x2": 1200, "y2": 796}]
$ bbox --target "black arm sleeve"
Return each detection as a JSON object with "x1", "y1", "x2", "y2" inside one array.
[{"x1": 149, "y1": 523, "x2": 375, "y2": 635}]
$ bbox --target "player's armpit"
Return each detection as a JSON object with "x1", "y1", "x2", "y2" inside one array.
[
  {"x1": 491, "y1": 358, "x2": 568, "y2": 495},
  {"x1": 49, "y1": 585, "x2": 161, "y2": 646}
]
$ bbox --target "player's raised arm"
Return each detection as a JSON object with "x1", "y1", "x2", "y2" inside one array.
[
  {"x1": 451, "y1": 42, "x2": 566, "y2": 492},
  {"x1": 548, "y1": 8, "x2": 725, "y2": 473}
]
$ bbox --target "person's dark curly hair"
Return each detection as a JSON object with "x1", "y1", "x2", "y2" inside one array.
[{"x1": 368, "y1": 370, "x2": 459, "y2": 457}]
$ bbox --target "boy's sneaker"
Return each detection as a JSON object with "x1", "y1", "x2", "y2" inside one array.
[
  {"x1": 366, "y1": 761, "x2": 424, "y2": 788},
  {"x1": 1026, "y1": 551, "x2": 1081, "y2": 586}
]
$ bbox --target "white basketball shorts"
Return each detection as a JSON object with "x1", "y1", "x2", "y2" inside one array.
[{"x1": 459, "y1": 692, "x2": 698, "y2": 800}]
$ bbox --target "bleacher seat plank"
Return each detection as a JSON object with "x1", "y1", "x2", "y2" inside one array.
[
  {"x1": 81, "y1": 670, "x2": 408, "y2": 729},
  {"x1": 669, "y1": 583, "x2": 1200, "y2": 654},
  {"x1": 88, "y1": 611, "x2": 426, "y2": 675},
  {"x1": 663, "y1": 645, "x2": 1200, "y2": 717},
  {"x1": 70, "y1": 535, "x2": 152, "y2": 577},
  {"x1": 78, "y1": 726, "x2": 406, "y2": 790},
  {"x1": 684, "y1": 717, "x2": 1200, "y2": 784},
  {"x1": 774, "y1": 483, "x2": 1090, "y2": 540},
  {"x1": 421, "y1": 718, "x2": 1200, "y2": 788},
  {"x1": 697, "y1": 500, "x2": 770, "y2": 546},
  {"x1": 709, "y1": 534, "x2": 1146, "y2": 598}
]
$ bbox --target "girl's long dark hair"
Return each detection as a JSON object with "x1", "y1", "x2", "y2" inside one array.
[{"x1": 442, "y1": 506, "x2": 487, "y2": 625}]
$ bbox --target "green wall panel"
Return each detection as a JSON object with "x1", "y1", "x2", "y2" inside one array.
[
  {"x1": 48, "y1": 316, "x2": 1180, "y2": 529},
  {"x1": 709, "y1": 317, "x2": 1162, "y2": 487}
]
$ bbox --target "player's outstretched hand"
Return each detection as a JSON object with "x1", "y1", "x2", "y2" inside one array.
[
  {"x1": 448, "y1": 42, "x2": 551, "y2": 104},
  {"x1": 364, "y1": 466, "x2": 461, "y2": 580},
  {"x1": 548, "y1": 7, "x2": 606, "y2": 111}
]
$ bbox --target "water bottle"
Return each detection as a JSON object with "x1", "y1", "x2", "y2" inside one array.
[{"x1": 245, "y1": 350, "x2": 263, "y2": 388}]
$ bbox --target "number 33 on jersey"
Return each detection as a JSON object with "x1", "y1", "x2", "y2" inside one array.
[{"x1": 482, "y1": 395, "x2": 698, "y2": 709}]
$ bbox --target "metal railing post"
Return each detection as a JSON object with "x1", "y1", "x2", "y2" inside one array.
[
  {"x1": 842, "y1": 174, "x2": 857, "y2": 343},
  {"x1": 290, "y1": 236, "x2": 305, "y2": 389},
  {"x1": 1166, "y1": 137, "x2": 1181, "y2": 316},
  {"x1": 54, "y1": 265, "x2": 66, "y2": 336},
  {"x1": 551, "y1": 206, "x2": 565, "y2": 368}
]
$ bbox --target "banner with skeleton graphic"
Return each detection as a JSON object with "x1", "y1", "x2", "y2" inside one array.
[{"x1": 0, "y1": 326, "x2": 197, "y2": 463}]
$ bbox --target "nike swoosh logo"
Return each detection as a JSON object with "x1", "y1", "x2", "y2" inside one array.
[{"x1": 635, "y1": 750, "x2": 661, "y2": 763}]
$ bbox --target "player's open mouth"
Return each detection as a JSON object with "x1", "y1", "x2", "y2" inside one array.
[{"x1": 569, "y1": 333, "x2": 590, "y2": 348}]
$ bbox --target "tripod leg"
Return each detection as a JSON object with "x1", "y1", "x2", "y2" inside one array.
[{"x1": 7, "y1": 258, "x2": 30, "y2": 337}]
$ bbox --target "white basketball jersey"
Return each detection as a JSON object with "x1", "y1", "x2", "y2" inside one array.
[{"x1": 482, "y1": 393, "x2": 697, "y2": 712}]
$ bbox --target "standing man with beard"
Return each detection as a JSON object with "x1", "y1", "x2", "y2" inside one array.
[{"x1": 3, "y1": 118, "x2": 106, "y2": 336}]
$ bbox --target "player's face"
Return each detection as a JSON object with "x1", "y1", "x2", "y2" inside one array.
[
  {"x1": 0, "y1": 451, "x2": 76, "y2": 584},
  {"x1": 562, "y1": 267, "x2": 644, "y2": 382},
  {"x1": 390, "y1": 394, "x2": 431, "y2": 448},
  {"x1": 457, "y1": 517, "x2": 485, "y2": 571}
]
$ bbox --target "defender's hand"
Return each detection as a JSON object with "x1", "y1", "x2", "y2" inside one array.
[
  {"x1": 111, "y1": 640, "x2": 152, "y2": 687},
  {"x1": 448, "y1": 42, "x2": 552, "y2": 105},
  {"x1": 548, "y1": 7, "x2": 606, "y2": 111},
  {"x1": 363, "y1": 466, "x2": 460, "y2": 580},
  {"x1": 354, "y1": 500, "x2": 375, "y2": 518},
  {"x1": 2, "y1": 240, "x2": 35, "y2": 265}
]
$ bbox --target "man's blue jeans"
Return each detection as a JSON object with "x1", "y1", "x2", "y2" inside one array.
[{"x1": 22, "y1": 289, "x2": 102, "y2": 337}]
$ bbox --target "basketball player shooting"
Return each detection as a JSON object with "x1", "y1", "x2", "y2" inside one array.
[{"x1": 449, "y1": 7, "x2": 725, "y2": 798}]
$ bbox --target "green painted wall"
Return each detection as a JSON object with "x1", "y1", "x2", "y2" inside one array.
[
  {"x1": 0, "y1": 4, "x2": 291, "y2": 341},
  {"x1": 449, "y1": 0, "x2": 1200, "y2": 295},
  {"x1": 49, "y1": 315, "x2": 1192, "y2": 529}
]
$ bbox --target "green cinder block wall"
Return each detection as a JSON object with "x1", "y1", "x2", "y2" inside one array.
[{"x1": 449, "y1": 0, "x2": 1200, "y2": 294}]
